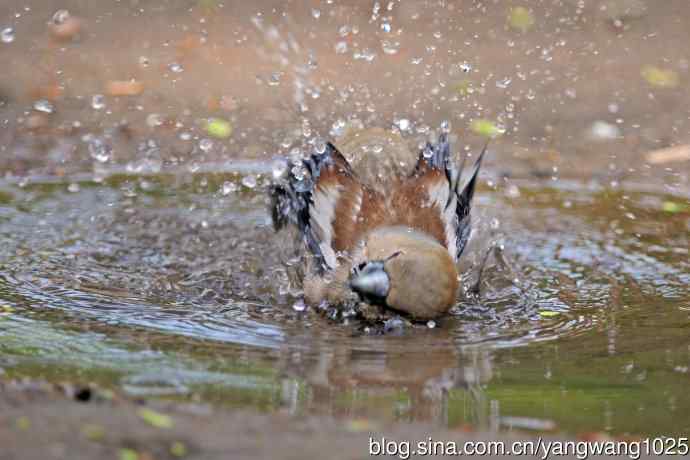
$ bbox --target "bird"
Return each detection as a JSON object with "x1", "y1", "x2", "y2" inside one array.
[{"x1": 270, "y1": 126, "x2": 485, "y2": 322}]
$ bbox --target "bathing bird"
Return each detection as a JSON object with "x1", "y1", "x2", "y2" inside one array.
[{"x1": 270, "y1": 127, "x2": 485, "y2": 321}]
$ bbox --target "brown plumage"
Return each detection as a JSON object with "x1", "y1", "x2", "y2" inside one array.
[{"x1": 271, "y1": 127, "x2": 485, "y2": 321}]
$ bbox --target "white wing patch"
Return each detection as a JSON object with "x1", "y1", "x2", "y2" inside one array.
[
  {"x1": 425, "y1": 179, "x2": 459, "y2": 262},
  {"x1": 310, "y1": 184, "x2": 341, "y2": 269}
]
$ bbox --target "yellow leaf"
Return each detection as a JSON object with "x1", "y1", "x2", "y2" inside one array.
[
  {"x1": 641, "y1": 66, "x2": 679, "y2": 88},
  {"x1": 509, "y1": 7, "x2": 535, "y2": 32},
  {"x1": 119, "y1": 448, "x2": 139, "y2": 460},
  {"x1": 170, "y1": 441, "x2": 188, "y2": 457},
  {"x1": 539, "y1": 310, "x2": 560, "y2": 318},
  {"x1": 138, "y1": 408, "x2": 174, "y2": 429},
  {"x1": 205, "y1": 118, "x2": 233, "y2": 139},
  {"x1": 470, "y1": 119, "x2": 505, "y2": 138}
]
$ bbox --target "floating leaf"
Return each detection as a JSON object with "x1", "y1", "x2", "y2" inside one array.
[
  {"x1": 470, "y1": 119, "x2": 505, "y2": 138},
  {"x1": 205, "y1": 118, "x2": 233, "y2": 139},
  {"x1": 539, "y1": 310, "x2": 560, "y2": 318},
  {"x1": 82, "y1": 424, "x2": 105, "y2": 441},
  {"x1": 0, "y1": 304, "x2": 14, "y2": 313},
  {"x1": 197, "y1": 0, "x2": 219, "y2": 10},
  {"x1": 661, "y1": 201, "x2": 687, "y2": 213},
  {"x1": 453, "y1": 79, "x2": 473, "y2": 96},
  {"x1": 170, "y1": 441, "x2": 188, "y2": 457},
  {"x1": 138, "y1": 408, "x2": 174, "y2": 429},
  {"x1": 641, "y1": 66, "x2": 679, "y2": 88},
  {"x1": 16, "y1": 416, "x2": 31, "y2": 430},
  {"x1": 509, "y1": 7, "x2": 535, "y2": 32},
  {"x1": 119, "y1": 448, "x2": 139, "y2": 460}
]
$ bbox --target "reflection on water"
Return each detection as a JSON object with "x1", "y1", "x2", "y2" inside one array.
[{"x1": 0, "y1": 167, "x2": 689, "y2": 437}]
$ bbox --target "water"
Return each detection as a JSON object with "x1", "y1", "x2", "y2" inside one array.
[
  {"x1": 2, "y1": 0, "x2": 690, "y2": 441},
  {"x1": 1, "y1": 169, "x2": 688, "y2": 436}
]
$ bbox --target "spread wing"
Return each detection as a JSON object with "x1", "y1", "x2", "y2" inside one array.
[
  {"x1": 271, "y1": 142, "x2": 386, "y2": 273},
  {"x1": 396, "y1": 133, "x2": 486, "y2": 262}
]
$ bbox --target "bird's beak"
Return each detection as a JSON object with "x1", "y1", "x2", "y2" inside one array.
[{"x1": 349, "y1": 261, "x2": 390, "y2": 301}]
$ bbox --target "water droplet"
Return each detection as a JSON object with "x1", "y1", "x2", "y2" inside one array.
[
  {"x1": 334, "y1": 41, "x2": 348, "y2": 54},
  {"x1": 1, "y1": 27, "x2": 15, "y2": 44},
  {"x1": 51, "y1": 9, "x2": 70, "y2": 25},
  {"x1": 241, "y1": 175, "x2": 258, "y2": 189},
  {"x1": 381, "y1": 40, "x2": 400, "y2": 55},
  {"x1": 588, "y1": 120, "x2": 620, "y2": 141},
  {"x1": 267, "y1": 72, "x2": 281, "y2": 86},
  {"x1": 459, "y1": 62, "x2": 472, "y2": 73},
  {"x1": 221, "y1": 181, "x2": 237, "y2": 195},
  {"x1": 505, "y1": 184, "x2": 521, "y2": 198},
  {"x1": 169, "y1": 62, "x2": 184, "y2": 73},
  {"x1": 490, "y1": 218, "x2": 500, "y2": 230},
  {"x1": 330, "y1": 118, "x2": 346, "y2": 137},
  {"x1": 272, "y1": 159, "x2": 288, "y2": 179},
  {"x1": 33, "y1": 99, "x2": 54, "y2": 114},
  {"x1": 88, "y1": 137, "x2": 112, "y2": 163},
  {"x1": 138, "y1": 56, "x2": 150, "y2": 67},
  {"x1": 199, "y1": 138, "x2": 213, "y2": 152},
  {"x1": 91, "y1": 94, "x2": 106, "y2": 110},
  {"x1": 426, "y1": 320, "x2": 436, "y2": 329},
  {"x1": 311, "y1": 8, "x2": 321, "y2": 19},
  {"x1": 291, "y1": 164, "x2": 307, "y2": 181},
  {"x1": 292, "y1": 299, "x2": 307, "y2": 312},
  {"x1": 440, "y1": 120, "x2": 451, "y2": 134},
  {"x1": 178, "y1": 132, "x2": 192, "y2": 141},
  {"x1": 146, "y1": 113, "x2": 163, "y2": 128},
  {"x1": 496, "y1": 77, "x2": 512, "y2": 89},
  {"x1": 301, "y1": 118, "x2": 312, "y2": 137},
  {"x1": 381, "y1": 22, "x2": 391, "y2": 33},
  {"x1": 353, "y1": 48, "x2": 376, "y2": 62},
  {"x1": 313, "y1": 138, "x2": 327, "y2": 154},
  {"x1": 396, "y1": 118, "x2": 410, "y2": 132}
]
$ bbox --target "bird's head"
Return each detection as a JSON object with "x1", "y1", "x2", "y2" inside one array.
[{"x1": 347, "y1": 227, "x2": 459, "y2": 320}]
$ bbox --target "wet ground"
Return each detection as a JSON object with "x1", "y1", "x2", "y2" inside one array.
[{"x1": 1, "y1": 0, "x2": 690, "y2": 458}]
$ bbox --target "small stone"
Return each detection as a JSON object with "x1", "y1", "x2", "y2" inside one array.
[{"x1": 199, "y1": 138, "x2": 213, "y2": 152}]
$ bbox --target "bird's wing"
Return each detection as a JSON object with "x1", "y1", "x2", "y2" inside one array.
[
  {"x1": 398, "y1": 133, "x2": 485, "y2": 261},
  {"x1": 271, "y1": 142, "x2": 386, "y2": 273}
]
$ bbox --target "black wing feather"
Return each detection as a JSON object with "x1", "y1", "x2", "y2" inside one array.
[
  {"x1": 270, "y1": 142, "x2": 348, "y2": 273},
  {"x1": 414, "y1": 132, "x2": 486, "y2": 260}
]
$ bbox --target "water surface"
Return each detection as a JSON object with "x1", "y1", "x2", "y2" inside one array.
[{"x1": 1, "y1": 167, "x2": 688, "y2": 436}]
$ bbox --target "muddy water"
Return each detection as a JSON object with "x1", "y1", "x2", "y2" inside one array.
[{"x1": 1, "y1": 167, "x2": 688, "y2": 437}]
